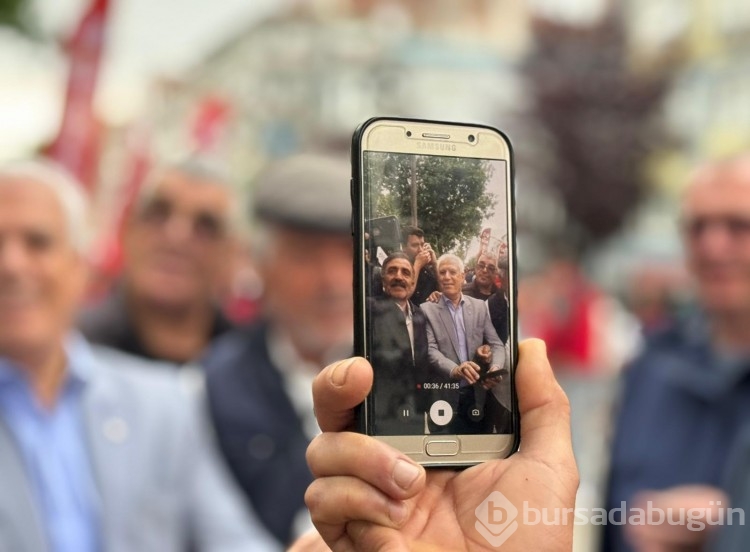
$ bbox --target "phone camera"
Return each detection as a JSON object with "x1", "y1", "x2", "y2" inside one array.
[
  {"x1": 468, "y1": 134, "x2": 475, "y2": 143},
  {"x1": 406, "y1": 130, "x2": 412, "y2": 137}
]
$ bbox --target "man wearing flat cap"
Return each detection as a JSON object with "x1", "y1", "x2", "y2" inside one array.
[{"x1": 203, "y1": 154, "x2": 353, "y2": 546}]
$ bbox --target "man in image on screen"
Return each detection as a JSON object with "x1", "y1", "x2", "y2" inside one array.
[
  {"x1": 421, "y1": 254, "x2": 511, "y2": 434},
  {"x1": 401, "y1": 225, "x2": 438, "y2": 305},
  {"x1": 368, "y1": 252, "x2": 430, "y2": 435}
]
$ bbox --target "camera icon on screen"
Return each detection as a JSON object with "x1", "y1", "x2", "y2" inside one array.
[
  {"x1": 469, "y1": 407, "x2": 484, "y2": 421},
  {"x1": 475, "y1": 491, "x2": 519, "y2": 547}
]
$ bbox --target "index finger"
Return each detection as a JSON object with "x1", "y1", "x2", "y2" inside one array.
[{"x1": 312, "y1": 357, "x2": 373, "y2": 432}]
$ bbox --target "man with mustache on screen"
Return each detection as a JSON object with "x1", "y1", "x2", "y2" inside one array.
[{"x1": 368, "y1": 251, "x2": 430, "y2": 435}]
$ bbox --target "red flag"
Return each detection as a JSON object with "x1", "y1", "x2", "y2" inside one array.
[
  {"x1": 191, "y1": 95, "x2": 231, "y2": 153},
  {"x1": 497, "y1": 240, "x2": 508, "y2": 261},
  {"x1": 85, "y1": 123, "x2": 151, "y2": 303},
  {"x1": 48, "y1": 0, "x2": 110, "y2": 192},
  {"x1": 478, "y1": 228, "x2": 491, "y2": 256}
]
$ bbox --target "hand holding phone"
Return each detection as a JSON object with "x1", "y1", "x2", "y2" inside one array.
[
  {"x1": 299, "y1": 341, "x2": 575, "y2": 551},
  {"x1": 352, "y1": 117, "x2": 518, "y2": 466}
]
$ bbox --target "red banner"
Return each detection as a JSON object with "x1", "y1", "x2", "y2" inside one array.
[
  {"x1": 85, "y1": 123, "x2": 151, "y2": 303},
  {"x1": 48, "y1": 0, "x2": 110, "y2": 192},
  {"x1": 478, "y1": 227, "x2": 491, "y2": 256},
  {"x1": 192, "y1": 95, "x2": 231, "y2": 153},
  {"x1": 497, "y1": 240, "x2": 508, "y2": 261}
]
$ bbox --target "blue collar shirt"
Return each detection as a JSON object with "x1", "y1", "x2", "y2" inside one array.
[
  {"x1": 0, "y1": 334, "x2": 101, "y2": 552},
  {"x1": 442, "y1": 294, "x2": 469, "y2": 363}
]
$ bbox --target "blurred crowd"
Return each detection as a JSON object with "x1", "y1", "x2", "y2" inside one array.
[
  {"x1": 3, "y1": 150, "x2": 750, "y2": 552},
  {"x1": 3, "y1": 1, "x2": 750, "y2": 550}
]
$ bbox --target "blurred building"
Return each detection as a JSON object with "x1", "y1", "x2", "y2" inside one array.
[
  {"x1": 589, "y1": 0, "x2": 750, "y2": 304},
  {"x1": 627, "y1": 0, "x2": 750, "y2": 182},
  {"x1": 142, "y1": 0, "x2": 532, "y2": 186},
  {"x1": 91, "y1": 0, "x2": 750, "y2": 297}
]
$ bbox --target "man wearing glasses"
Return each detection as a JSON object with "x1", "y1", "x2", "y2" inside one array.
[
  {"x1": 464, "y1": 252, "x2": 509, "y2": 344},
  {"x1": 604, "y1": 154, "x2": 750, "y2": 552},
  {"x1": 464, "y1": 253, "x2": 500, "y2": 301},
  {"x1": 79, "y1": 158, "x2": 237, "y2": 365}
]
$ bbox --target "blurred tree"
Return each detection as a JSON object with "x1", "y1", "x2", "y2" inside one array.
[
  {"x1": 524, "y1": 9, "x2": 669, "y2": 253},
  {"x1": 0, "y1": 0, "x2": 37, "y2": 36},
  {"x1": 366, "y1": 153, "x2": 496, "y2": 254}
]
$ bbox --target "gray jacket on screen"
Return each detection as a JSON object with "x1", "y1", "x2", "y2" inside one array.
[
  {"x1": 421, "y1": 295, "x2": 511, "y2": 409},
  {"x1": 0, "y1": 345, "x2": 280, "y2": 552}
]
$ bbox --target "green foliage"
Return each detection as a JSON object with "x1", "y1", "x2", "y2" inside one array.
[
  {"x1": 0, "y1": 0, "x2": 37, "y2": 36},
  {"x1": 366, "y1": 153, "x2": 496, "y2": 255}
]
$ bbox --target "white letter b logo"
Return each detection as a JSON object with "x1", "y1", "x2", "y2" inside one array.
[{"x1": 475, "y1": 491, "x2": 519, "y2": 548}]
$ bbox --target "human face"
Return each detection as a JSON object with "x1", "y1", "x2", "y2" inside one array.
[
  {"x1": 0, "y1": 178, "x2": 87, "y2": 359},
  {"x1": 403, "y1": 234, "x2": 424, "y2": 261},
  {"x1": 474, "y1": 254, "x2": 498, "y2": 287},
  {"x1": 682, "y1": 163, "x2": 750, "y2": 316},
  {"x1": 124, "y1": 169, "x2": 234, "y2": 310},
  {"x1": 438, "y1": 260, "x2": 463, "y2": 300},
  {"x1": 381, "y1": 258, "x2": 415, "y2": 303},
  {"x1": 259, "y1": 227, "x2": 353, "y2": 363}
]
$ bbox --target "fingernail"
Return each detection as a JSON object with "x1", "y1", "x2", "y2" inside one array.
[
  {"x1": 393, "y1": 459, "x2": 421, "y2": 490},
  {"x1": 329, "y1": 358, "x2": 355, "y2": 387},
  {"x1": 388, "y1": 499, "x2": 408, "y2": 525}
]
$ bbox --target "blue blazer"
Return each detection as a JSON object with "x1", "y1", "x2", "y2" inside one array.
[
  {"x1": 203, "y1": 323, "x2": 313, "y2": 546},
  {"x1": 604, "y1": 316, "x2": 750, "y2": 552},
  {"x1": 0, "y1": 345, "x2": 279, "y2": 552}
]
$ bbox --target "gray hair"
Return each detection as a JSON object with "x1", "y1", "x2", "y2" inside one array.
[
  {"x1": 0, "y1": 158, "x2": 91, "y2": 254},
  {"x1": 137, "y1": 156, "x2": 245, "y2": 237},
  {"x1": 437, "y1": 253, "x2": 465, "y2": 273}
]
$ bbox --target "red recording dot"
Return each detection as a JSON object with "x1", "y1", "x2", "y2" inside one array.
[{"x1": 416, "y1": 384, "x2": 422, "y2": 389}]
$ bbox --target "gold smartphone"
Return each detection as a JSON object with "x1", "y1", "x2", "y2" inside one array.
[{"x1": 352, "y1": 117, "x2": 519, "y2": 466}]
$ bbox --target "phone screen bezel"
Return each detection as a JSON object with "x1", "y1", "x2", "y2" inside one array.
[{"x1": 352, "y1": 117, "x2": 520, "y2": 466}]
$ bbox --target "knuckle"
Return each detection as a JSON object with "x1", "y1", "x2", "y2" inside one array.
[
  {"x1": 305, "y1": 434, "x2": 328, "y2": 476},
  {"x1": 304, "y1": 480, "x2": 326, "y2": 514}
]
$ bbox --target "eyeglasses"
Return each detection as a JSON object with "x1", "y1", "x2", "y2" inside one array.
[
  {"x1": 136, "y1": 198, "x2": 227, "y2": 241},
  {"x1": 682, "y1": 215, "x2": 750, "y2": 241},
  {"x1": 475, "y1": 262, "x2": 497, "y2": 273}
]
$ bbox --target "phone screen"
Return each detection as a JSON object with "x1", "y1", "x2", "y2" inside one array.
[{"x1": 361, "y1": 150, "x2": 513, "y2": 438}]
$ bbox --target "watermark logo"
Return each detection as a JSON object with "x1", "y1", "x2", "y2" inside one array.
[
  {"x1": 475, "y1": 491, "x2": 745, "y2": 548},
  {"x1": 474, "y1": 491, "x2": 519, "y2": 547}
]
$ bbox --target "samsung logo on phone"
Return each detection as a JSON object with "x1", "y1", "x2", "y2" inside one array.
[{"x1": 416, "y1": 141, "x2": 457, "y2": 152}]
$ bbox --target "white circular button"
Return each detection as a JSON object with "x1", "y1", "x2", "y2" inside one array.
[{"x1": 429, "y1": 400, "x2": 453, "y2": 426}]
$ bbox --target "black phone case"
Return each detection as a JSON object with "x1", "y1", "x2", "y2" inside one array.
[{"x1": 350, "y1": 116, "x2": 521, "y2": 461}]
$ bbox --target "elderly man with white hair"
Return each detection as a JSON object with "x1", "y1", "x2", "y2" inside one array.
[
  {"x1": 420, "y1": 253, "x2": 511, "y2": 435},
  {"x1": 0, "y1": 159, "x2": 279, "y2": 552}
]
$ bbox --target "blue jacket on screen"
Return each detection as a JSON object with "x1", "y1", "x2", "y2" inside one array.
[{"x1": 604, "y1": 313, "x2": 750, "y2": 552}]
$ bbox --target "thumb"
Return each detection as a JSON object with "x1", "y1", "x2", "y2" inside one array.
[{"x1": 312, "y1": 357, "x2": 373, "y2": 432}]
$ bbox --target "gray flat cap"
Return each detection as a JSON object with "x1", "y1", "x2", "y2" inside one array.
[{"x1": 252, "y1": 154, "x2": 351, "y2": 233}]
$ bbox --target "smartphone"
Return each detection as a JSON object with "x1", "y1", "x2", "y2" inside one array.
[{"x1": 352, "y1": 117, "x2": 519, "y2": 466}]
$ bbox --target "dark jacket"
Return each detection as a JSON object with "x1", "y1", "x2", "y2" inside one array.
[
  {"x1": 411, "y1": 265, "x2": 438, "y2": 305},
  {"x1": 78, "y1": 287, "x2": 232, "y2": 364},
  {"x1": 603, "y1": 314, "x2": 750, "y2": 552},
  {"x1": 202, "y1": 323, "x2": 311, "y2": 546},
  {"x1": 368, "y1": 297, "x2": 431, "y2": 435}
]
